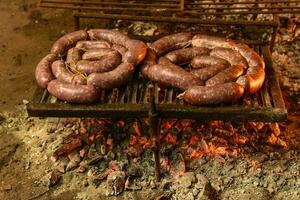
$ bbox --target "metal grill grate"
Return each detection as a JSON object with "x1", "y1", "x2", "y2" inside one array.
[{"x1": 27, "y1": 46, "x2": 287, "y2": 122}]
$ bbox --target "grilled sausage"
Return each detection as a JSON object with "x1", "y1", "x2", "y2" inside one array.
[
  {"x1": 111, "y1": 44, "x2": 127, "y2": 56},
  {"x1": 51, "y1": 30, "x2": 88, "y2": 56},
  {"x1": 183, "y1": 83, "x2": 244, "y2": 105},
  {"x1": 123, "y1": 39, "x2": 147, "y2": 65},
  {"x1": 192, "y1": 34, "x2": 234, "y2": 49},
  {"x1": 164, "y1": 47, "x2": 210, "y2": 65},
  {"x1": 35, "y1": 54, "x2": 57, "y2": 89},
  {"x1": 47, "y1": 80, "x2": 99, "y2": 103},
  {"x1": 51, "y1": 60, "x2": 86, "y2": 85},
  {"x1": 66, "y1": 48, "x2": 84, "y2": 68},
  {"x1": 87, "y1": 62, "x2": 135, "y2": 89},
  {"x1": 210, "y1": 47, "x2": 248, "y2": 69},
  {"x1": 140, "y1": 48, "x2": 157, "y2": 79},
  {"x1": 87, "y1": 29, "x2": 130, "y2": 46},
  {"x1": 191, "y1": 64, "x2": 229, "y2": 81},
  {"x1": 206, "y1": 65, "x2": 244, "y2": 86},
  {"x1": 191, "y1": 55, "x2": 230, "y2": 69},
  {"x1": 77, "y1": 53, "x2": 122, "y2": 74},
  {"x1": 150, "y1": 32, "x2": 193, "y2": 55},
  {"x1": 75, "y1": 40, "x2": 112, "y2": 50},
  {"x1": 145, "y1": 62, "x2": 204, "y2": 91},
  {"x1": 234, "y1": 43, "x2": 265, "y2": 94},
  {"x1": 82, "y1": 48, "x2": 120, "y2": 61}
]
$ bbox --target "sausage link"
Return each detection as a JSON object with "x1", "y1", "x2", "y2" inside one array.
[
  {"x1": 51, "y1": 60, "x2": 86, "y2": 85},
  {"x1": 66, "y1": 48, "x2": 83, "y2": 68},
  {"x1": 123, "y1": 39, "x2": 148, "y2": 65},
  {"x1": 183, "y1": 83, "x2": 244, "y2": 105},
  {"x1": 164, "y1": 47, "x2": 210, "y2": 65},
  {"x1": 87, "y1": 29, "x2": 130, "y2": 46},
  {"x1": 87, "y1": 62, "x2": 135, "y2": 89},
  {"x1": 150, "y1": 32, "x2": 193, "y2": 56},
  {"x1": 111, "y1": 44, "x2": 127, "y2": 56},
  {"x1": 210, "y1": 47, "x2": 248, "y2": 69},
  {"x1": 191, "y1": 55, "x2": 230, "y2": 69},
  {"x1": 145, "y1": 63, "x2": 204, "y2": 91},
  {"x1": 51, "y1": 30, "x2": 88, "y2": 56},
  {"x1": 35, "y1": 54, "x2": 57, "y2": 89},
  {"x1": 75, "y1": 40, "x2": 111, "y2": 50},
  {"x1": 206, "y1": 65, "x2": 244, "y2": 86},
  {"x1": 140, "y1": 48, "x2": 157, "y2": 79},
  {"x1": 82, "y1": 48, "x2": 120, "y2": 61},
  {"x1": 191, "y1": 64, "x2": 228, "y2": 81},
  {"x1": 47, "y1": 80, "x2": 99, "y2": 103},
  {"x1": 76, "y1": 52, "x2": 122, "y2": 74},
  {"x1": 192, "y1": 34, "x2": 235, "y2": 49}
]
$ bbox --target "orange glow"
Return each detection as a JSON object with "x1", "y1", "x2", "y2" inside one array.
[
  {"x1": 164, "y1": 133, "x2": 177, "y2": 144},
  {"x1": 190, "y1": 150, "x2": 202, "y2": 159}
]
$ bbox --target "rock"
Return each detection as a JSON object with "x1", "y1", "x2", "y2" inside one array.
[
  {"x1": 221, "y1": 185, "x2": 270, "y2": 200},
  {"x1": 68, "y1": 151, "x2": 81, "y2": 163},
  {"x1": 106, "y1": 170, "x2": 126, "y2": 196},
  {"x1": 177, "y1": 172, "x2": 196, "y2": 189},
  {"x1": 192, "y1": 188, "x2": 199, "y2": 196},
  {"x1": 66, "y1": 160, "x2": 79, "y2": 172},
  {"x1": 55, "y1": 157, "x2": 69, "y2": 173},
  {"x1": 22, "y1": 99, "x2": 29, "y2": 105},
  {"x1": 47, "y1": 170, "x2": 62, "y2": 187}
]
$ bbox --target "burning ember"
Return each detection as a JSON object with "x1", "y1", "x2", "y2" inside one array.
[{"x1": 47, "y1": 117, "x2": 291, "y2": 197}]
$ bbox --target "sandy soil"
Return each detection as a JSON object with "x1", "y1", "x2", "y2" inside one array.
[{"x1": 0, "y1": 1, "x2": 299, "y2": 200}]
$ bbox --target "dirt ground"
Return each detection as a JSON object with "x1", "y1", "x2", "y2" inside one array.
[{"x1": 0, "y1": 1, "x2": 299, "y2": 200}]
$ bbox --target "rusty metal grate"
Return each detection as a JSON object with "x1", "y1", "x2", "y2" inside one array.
[{"x1": 27, "y1": 45, "x2": 287, "y2": 122}]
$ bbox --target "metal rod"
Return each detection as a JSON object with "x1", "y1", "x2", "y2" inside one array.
[
  {"x1": 148, "y1": 84, "x2": 161, "y2": 182},
  {"x1": 74, "y1": 13, "x2": 278, "y2": 27}
]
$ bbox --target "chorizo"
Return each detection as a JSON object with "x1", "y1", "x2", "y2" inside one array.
[
  {"x1": 183, "y1": 83, "x2": 244, "y2": 105},
  {"x1": 51, "y1": 30, "x2": 88, "y2": 56},
  {"x1": 87, "y1": 62, "x2": 135, "y2": 90},
  {"x1": 145, "y1": 62, "x2": 204, "y2": 91},
  {"x1": 191, "y1": 55, "x2": 230, "y2": 69},
  {"x1": 66, "y1": 48, "x2": 83, "y2": 68},
  {"x1": 111, "y1": 44, "x2": 127, "y2": 56},
  {"x1": 164, "y1": 47, "x2": 210, "y2": 65},
  {"x1": 35, "y1": 53, "x2": 57, "y2": 89},
  {"x1": 75, "y1": 40, "x2": 111, "y2": 50},
  {"x1": 47, "y1": 80, "x2": 99, "y2": 103},
  {"x1": 150, "y1": 32, "x2": 193, "y2": 55},
  {"x1": 191, "y1": 64, "x2": 228, "y2": 81},
  {"x1": 77, "y1": 52, "x2": 122, "y2": 74},
  {"x1": 51, "y1": 60, "x2": 86, "y2": 85},
  {"x1": 210, "y1": 47, "x2": 248, "y2": 69},
  {"x1": 82, "y1": 48, "x2": 120, "y2": 61},
  {"x1": 123, "y1": 39, "x2": 147, "y2": 65},
  {"x1": 192, "y1": 34, "x2": 234, "y2": 49},
  {"x1": 87, "y1": 29, "x2": 130, "y2": 46},
  {"x1": 140, "y1": 48, "x2": 157, "y2": 79},
  {"x1": 206, "y1": 65, "x2": 244, "y2": 86}
]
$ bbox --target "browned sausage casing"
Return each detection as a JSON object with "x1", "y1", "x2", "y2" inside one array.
[
  {"x1": 87, "y1": 29, "x2": 130, "y2": 46},
  {"x1": 164, "y1": 47, "x2": 210, "y2": 65},
  {"x1": 77, "y1": 52, "x2": 122, "y2": 74},
  {"x1": 191, "y1": 64, "x2": 229, "y2": 81},
  {"x1": 123, "y1": 39, "x2": 147, "y2": 65},
  {"x1": 150, "y1": 32, "x2": 193, "y2": 55},
  {"x1": 210, "y1": 47, "x2": 248, "y2": 69},
  {"x1": 82, "y1": 48, "x2": 120, "y2": 61},
  {"x1": 87, "y1": 62, "x2": 135, "y2": 89},
  {"x1": 183, "y1": 83, "x2": 244, "y2": 105},
  {"x1": 35, "y1": 54, "x2": 57, "y2": 89},
  {"x1": 206, "y1": 65, "x2": 244, "y2": 86},
  {"x1": 111, "y1": 44, "x2": 127, "y2": 56},
  {"x1": 140, "y1": 48, "x2": 157, "y2": 79},
  {"x1": 75, "y1": 40, "x2": 112, "y2": 50},
  {"x1": 51, "y1": 30, "x2": 88, "y2": 56},
  {"x1": 146, "y1": 63, "x2": 204, "y2": 91},
  {"x1": 47, "y1": 80, "x2": 99, "y2": 103},
  {"x1": 66, "y1": 48, "x2": 83, "y2": 68},
  {"x1": 191, "y1": 55, "x2": 230, "y2": 69},
  {"x1": 51, "y1": 60, "x2": 86, "y2": 85},
  {"x1": 192, "y1": 34, "x2": 234, "y2": 49},
  {"x1": 235, "y1": 44, "x2": 265, "y2": 94}
]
